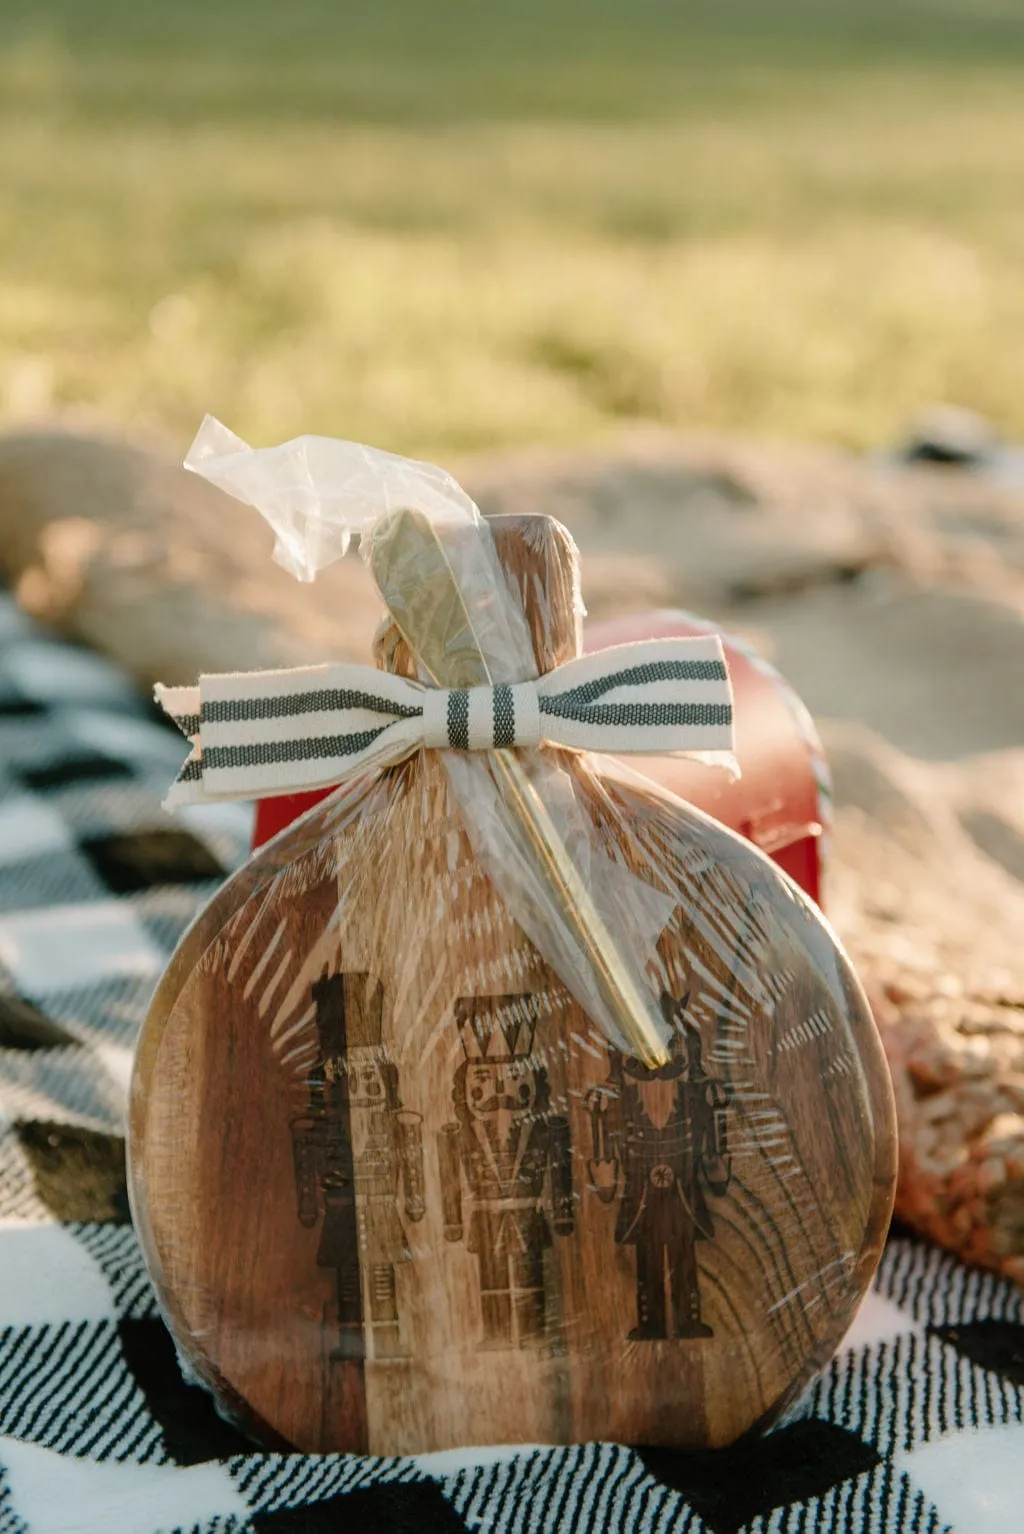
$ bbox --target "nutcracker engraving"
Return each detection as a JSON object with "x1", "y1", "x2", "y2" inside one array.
[
  {"x1": 438, "y1": 994, "x2": 574, "y2": 1349},
  {"x1": 587, "y1": 992, "x2": 730, "y2": 1341},
  {"x1": 290, "y1": 968, "x2": 425, "y2": 1360}
]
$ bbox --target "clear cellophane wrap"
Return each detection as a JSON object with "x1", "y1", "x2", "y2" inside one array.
[{"x1": 127, "y1": 420, "x2": 894, "y2": 1456}]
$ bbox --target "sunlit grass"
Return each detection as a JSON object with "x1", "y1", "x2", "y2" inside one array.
[{"x1": 2, "y1": 2, "x2": 1024, "y2": 455}]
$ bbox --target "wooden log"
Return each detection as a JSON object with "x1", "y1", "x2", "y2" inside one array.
[{"x1": 128, "y1": 514, "x2": 896, "y2": 1453}]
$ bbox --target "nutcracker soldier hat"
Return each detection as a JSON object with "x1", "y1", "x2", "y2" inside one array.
[{"x1": 455, "y1": 994, "x2": 541, "y2": 1062}]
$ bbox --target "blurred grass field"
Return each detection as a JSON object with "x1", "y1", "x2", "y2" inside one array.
[{"x1": 2, "y1": 0, "x2": 1024, "y2": 456}]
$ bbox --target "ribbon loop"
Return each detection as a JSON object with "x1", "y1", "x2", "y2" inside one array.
[{"x1": 157, "y1": 637, "x2": 734, "y2": 809}]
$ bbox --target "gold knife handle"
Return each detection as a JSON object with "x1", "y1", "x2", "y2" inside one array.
[{"x1": 367, "y1": 506, "x2": 669, "y2": 1068}]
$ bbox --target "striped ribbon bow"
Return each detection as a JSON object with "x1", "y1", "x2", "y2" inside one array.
[{"x1": 156, "y1": 636, "x2": 733, "y2": 808}]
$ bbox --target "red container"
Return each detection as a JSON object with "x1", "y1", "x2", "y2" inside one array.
[{"x1": 252, "y1": 610, "x2": 828, "y2": 908}]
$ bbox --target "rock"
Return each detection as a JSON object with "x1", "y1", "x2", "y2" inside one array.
[
  {"x1": 896, "y1": 404, "x2": 998, "y2": 468},
  {"x1": 821, "y1": 724, "x2": 1024, "y2": 1285},
  {"x1": 0, "y1": 431, "x2": 382, "y2": 686},
  {"x1": 4, "y1": 425, "x2": 1024, "y2": 684}
]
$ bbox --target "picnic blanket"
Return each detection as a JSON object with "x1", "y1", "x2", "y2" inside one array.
[{"x1": 0, "y1": 589, "x2": 1021, "y2": 1534}]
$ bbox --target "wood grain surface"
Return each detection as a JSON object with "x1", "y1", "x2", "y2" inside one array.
[{"x1": 128, "y1": 516, "x2": 896, "y2": 1454}]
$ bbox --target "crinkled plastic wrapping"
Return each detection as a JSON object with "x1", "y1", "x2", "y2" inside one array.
[
  {"x1": 185, "y1": 414, "x2": 482, "y2": 583},
  {"x1": 128, "y1": 422, "x2": 896, "y2": 1458}
]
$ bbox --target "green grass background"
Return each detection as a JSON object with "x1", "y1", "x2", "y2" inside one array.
[{"x1": 2, "y1": 1, "x2": 1024, "y2": 455}]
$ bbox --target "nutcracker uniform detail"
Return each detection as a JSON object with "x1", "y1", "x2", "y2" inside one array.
[
  {"x1": 438, "y1": 995, "x2": 574, "y2": 1349},
  {"x1": 291, "y1": 969, "x2": 425, "y2": 1360},
  {"x1": 587, "y1": 992, "x2": 731, "y2": 1341}
]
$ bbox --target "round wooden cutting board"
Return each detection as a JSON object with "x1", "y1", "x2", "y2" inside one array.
[{"x1": 128, "y1": 516, "x2": 896, "y2": 1456}]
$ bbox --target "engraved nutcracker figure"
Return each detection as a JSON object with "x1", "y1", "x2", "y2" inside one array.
[
  {"x1": 290, "y1": 968, "x2": 425, "y2": 1360},
  {"x1": 438, "y1": 994, "x2": 574, "y2": 1349},
  {"x1": 587, "y1": 992, "x2": 730, "y2": 1341}
]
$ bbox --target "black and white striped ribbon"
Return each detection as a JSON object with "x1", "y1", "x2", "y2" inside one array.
[{"x1": 155, "y1": 637, "x2": 733, "y2": 807}]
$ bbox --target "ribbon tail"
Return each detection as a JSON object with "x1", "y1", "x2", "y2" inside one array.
[
  {"x1": 154, "y1": 683, "x2": 200, "y2": 740},
  {"x1": 154, "y1": 683, "x2": 208, "y2": 809},
  {"x1": 162, "y1": 759, "x2": 210, "y2": 811},
  {"x1": 154, "y1": 664, "x2": 431, "y2": 811}
]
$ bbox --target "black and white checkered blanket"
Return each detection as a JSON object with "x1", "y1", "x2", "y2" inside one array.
[{"x1": 0, "y1": 591, "x2": 1021, "y2": 1534}]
